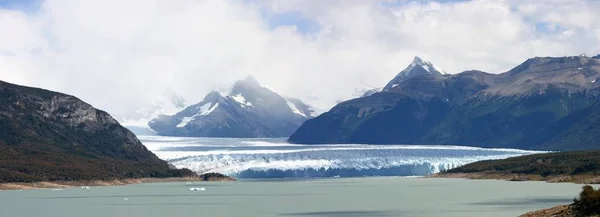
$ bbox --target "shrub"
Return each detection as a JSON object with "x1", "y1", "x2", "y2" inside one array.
[{"x1": 573, "y1": 185, "x2": 600, "y2": 216}]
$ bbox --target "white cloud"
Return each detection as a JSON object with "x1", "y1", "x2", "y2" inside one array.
[{"x1": 0, "y1": 0, "x2": 598, "y2": 121}]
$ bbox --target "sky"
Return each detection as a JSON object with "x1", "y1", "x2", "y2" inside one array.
[{"x1": 1, "y1": 0, "x2": 599, "y2": 123}]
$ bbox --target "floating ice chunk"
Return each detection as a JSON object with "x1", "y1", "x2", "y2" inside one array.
[
  {"x1": 188, "y1": 187, "x2": 206, "y2": 191},
  {"x1": 81, "y1": 186, "x2": 90, "y2": 190}
]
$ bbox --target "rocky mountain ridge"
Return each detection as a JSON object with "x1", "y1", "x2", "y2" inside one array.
[{"x1": 289, "y1": 55, "x2": 600, "y2": 151}]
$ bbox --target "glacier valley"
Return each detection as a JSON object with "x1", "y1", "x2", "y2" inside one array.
[{"x1": 140, "y1": 136, "x2": 546, "y2": 178}]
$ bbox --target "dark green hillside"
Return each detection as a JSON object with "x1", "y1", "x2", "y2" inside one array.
[
  {"x1": 422, "y1": 87, "x2": 599, "y2": 150},
  {"x1": 0, "y1": 80, "x2": 194, "y2": 183},
  {"x1": 289, "y1": 55, "x2": 600, "y2": 151},
  {"x1": 445, "y1": 151, "x2": 600, "y2": 176}
]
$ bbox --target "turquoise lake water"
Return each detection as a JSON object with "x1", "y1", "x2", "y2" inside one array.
[{"x1": 0, "y1": 177, "x2": 585, "y2": 217}]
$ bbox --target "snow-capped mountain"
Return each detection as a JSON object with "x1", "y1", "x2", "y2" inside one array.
[
  {"x1": 289, "y1": 55, "x2": 600, "y2": 151},
  {"x1": 149, "y1": 75, "x2": 315, "y2": 137},
  {"x1": 383, "y1": 56, "x2": 446, "y2": 91}
]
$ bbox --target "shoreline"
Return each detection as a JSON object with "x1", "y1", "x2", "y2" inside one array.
[
  {"x1": 429, "y1": 173, "x2": 588, "y2": 216},
  {"x1": 518, "y1": 205, "x2": 573, "y2": 217},
  {"x1": 5, "y1": 173, "x2": 594, "y2": 191},
  {"x1": 429, "y1": 172, "x2": 600, "y2": 184},
  {"x1": 0, "y1": 176, "x2": 230, "y2": 191}
]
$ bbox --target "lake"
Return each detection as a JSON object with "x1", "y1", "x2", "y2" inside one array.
[{"x1": 0, "y1": 177, "x2": 583, "y2": 217}]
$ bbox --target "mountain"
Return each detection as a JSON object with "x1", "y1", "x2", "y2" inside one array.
[
  {"x1": 382, "y1": 56, "x2": 446, "y2": 91},
  {"x1": 288, "y1": 55, "x2": 600, "y2": 151},
  {"x1": 149, "y1": 76, "x2": 314, "y2": 137},
  {"x1": 0, "y1": 80, "x2": 193, "y2": 182}
]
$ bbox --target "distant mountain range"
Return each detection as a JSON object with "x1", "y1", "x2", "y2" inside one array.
[
  {"x1": 149, "y1": 76, "x2": 314, "y2": 137},
  {"x1": 0, "y1": 80, "x2": 192, "y2": 182},
  {"x1": 289, "y1": 55, "x2": 600, "y2": 151}
]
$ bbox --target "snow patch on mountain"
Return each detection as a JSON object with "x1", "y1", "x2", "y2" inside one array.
[
  {"x1": 286, "y1": 100, "x2": 306, "y2": 117},
  {"x1": 176, "y1": 103, "x2": 219, "y2": 128},
  {"x1": 433, "y1": 64, "x2": 447, "y2": 74},
  {"x1": 230, "y1": 94, "x2": 253, "y2": 108},
  {"x1": 177, "y1": 116, "x2": 195, "y2": 128}
]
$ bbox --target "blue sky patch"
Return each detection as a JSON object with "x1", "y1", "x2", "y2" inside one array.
[
  {"x1": 265, "y1": 11, "x2": 321, "y2": 34},
  {"x1": 382, "y1": 0, "x2": 471, "y2": 7},
  {"x1": 0, "y1": 0, "x2": 41, "y2": 13}
]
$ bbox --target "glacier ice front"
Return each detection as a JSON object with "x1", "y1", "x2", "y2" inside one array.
[{"x1": 140, "y1": 136, "x2": 546, "y2": 179}]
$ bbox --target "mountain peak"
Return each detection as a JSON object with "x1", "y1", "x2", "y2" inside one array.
[
  {"x1": 148, "y1": 76, "x2": 314, "y2": 138},
  {"x1": 408, "y1": 56, "x2": 444, "y2": 73},
  {"x1": 242, "y1": 75, "x2": 260, "y2": 86},
  {"x1": 231, "y1": 75, "x2": 265, "y2": 96},
  {"x1": 203, "y1": 91, "x2": 223, "y2": 102},
  {"x1": 412, "y1": 56, "x2": 425, "y2": 64},
  {"x1": 382, "y1": 56, "x2": 446, "y2": 90}
]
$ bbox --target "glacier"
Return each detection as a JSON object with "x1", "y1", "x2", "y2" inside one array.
[{"x1": 140, "y1": 136, "x2": 546, "y2": 179}]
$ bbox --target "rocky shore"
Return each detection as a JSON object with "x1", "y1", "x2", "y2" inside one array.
[
  {"x1": 518, "y1": 205, "x2": 575, "y2": 217},
  {"x1": 430, "y1": 172, "x2": 600, "y2": 184},
  {"x1": 0, "y1": 173, "x2": 236, "y2": 191}
]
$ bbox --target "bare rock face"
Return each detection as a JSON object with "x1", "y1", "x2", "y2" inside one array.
[
  {"x1": 289, "y1": 55, "x2": 600, "y2": 151},
  {"x1": 0, "y1": 80, "x2": 193, "y2": 182},
  {"x1": 41, "y1": 95, "x2": 119, "y2": 130}
]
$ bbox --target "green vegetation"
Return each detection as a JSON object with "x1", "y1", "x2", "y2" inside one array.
[
  {"x1": 199, "y1": 172, "x2": 236, "y2": 181},
  {"x1": 423, "y1": 89, "x2": 600, "y2": 150},
  {"x1": 0, "y1": 142, "x2": 194, "y2": 183},
  {"x1": 573, "y1": 185, "x2": 600, "y2": 216},
  {"x1": 0, "y1": 80, "x2": 195, "y2": 183},
  {"x1": 445, "y1": 151, "x2": 600, "y2": 177}
]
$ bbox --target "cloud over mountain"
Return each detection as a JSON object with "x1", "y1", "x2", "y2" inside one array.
[{"x1": 0, "y1": 0, "x2": 598, "y2": 119}]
